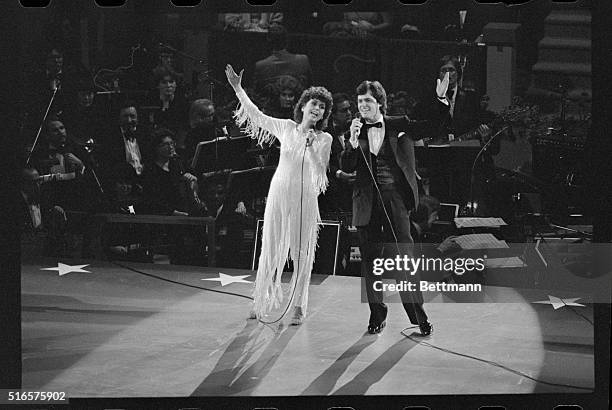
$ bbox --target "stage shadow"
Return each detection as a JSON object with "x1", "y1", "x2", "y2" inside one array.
[
  {"x1": 301, "y1": 332, "x2": 377, "y2": 395},
  {"x1": 531, "y1": 305, "x2": 595, "y2": 393},
  {"x1": 21, "y1": 293, "x2": 161, "y2": 386},
  {"x1": 190, "y1": 320, "x2": 299, "y2": 396},
  {"x1": 331, "y1": 336, "x2": 420, "y2": 395}
]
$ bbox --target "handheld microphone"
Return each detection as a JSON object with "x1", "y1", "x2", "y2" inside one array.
[{"x1": 305, "y1": 128, "x2": 315, "y2": 147}]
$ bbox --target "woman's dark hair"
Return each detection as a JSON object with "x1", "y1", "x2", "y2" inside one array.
[
  {"x1": 356, "y1": 80, "x2": 387, "y2": 114},
  {"x1": 439, "y1": 55, "x2": 463, "y2": 79},
  {"x1": 293, "y1": 86, "x2": 333, "y2": 131},
  {"x1": 149, "y1": 127, "x2": 176, "y2": 148}
]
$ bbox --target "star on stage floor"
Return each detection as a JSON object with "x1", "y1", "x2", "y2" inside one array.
[
  {"x1": 533, "y1": 295, "x2": 586, "y2": 310},
  {"x1": 41, "y1": 262, "x2": 91, "y2": 276},
  {"x1": 202, "y1": 272, "x2": 253, "y2": 287}
]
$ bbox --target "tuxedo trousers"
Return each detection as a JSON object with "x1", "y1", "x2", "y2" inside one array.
[{"x1": 356, "y1": 184, "x2": 428, "y2": 325}]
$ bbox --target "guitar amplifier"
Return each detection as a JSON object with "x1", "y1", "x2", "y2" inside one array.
[{"x1": 251, "y1": 219, "x2": 341, "y2": 275}]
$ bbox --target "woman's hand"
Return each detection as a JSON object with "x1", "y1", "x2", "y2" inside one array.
[{"x1": 225, "y1": 64, "x2": 244, "y2": 91}]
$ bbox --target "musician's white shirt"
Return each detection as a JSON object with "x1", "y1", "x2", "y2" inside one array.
[{"x1": 121, "y1": 128, "x2": 143, "y2": 175}]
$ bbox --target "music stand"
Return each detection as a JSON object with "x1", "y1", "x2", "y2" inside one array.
[
  {"x1": 435, "y1": 202, "x2": 460, "y2": 225},
  {"x1": 224, "y1": 166, "x2": 276, "y2": 207},
  {"x1": 191, "y1": 135, "x2": 251, "y2": 173}
]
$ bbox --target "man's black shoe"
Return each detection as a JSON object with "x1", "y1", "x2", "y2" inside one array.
[
  {"x1": 367, "y1": 320, "x2": 386, "y2": 334},
  {"x1": 419, "y1": 321, "x2": 433, "y2": 336}
]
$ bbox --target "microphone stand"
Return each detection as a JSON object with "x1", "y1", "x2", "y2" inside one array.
[
  {"x1": 26, "y1": 85, "x2": 60, "y2": 166},
  {"x1": 468, "y1": 125, "x2": 509, "y2": 216}
]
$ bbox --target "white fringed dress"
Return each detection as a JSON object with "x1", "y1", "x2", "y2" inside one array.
[{"x1": 233, "y1": 89, "x2": 332, "y2": 318}]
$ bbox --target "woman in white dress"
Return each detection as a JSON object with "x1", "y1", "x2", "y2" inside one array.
[{"x1": 225, "y1": 64, "x2": 333, "y2": 325}]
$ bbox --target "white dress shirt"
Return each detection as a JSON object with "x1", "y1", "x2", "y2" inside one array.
[
  {"x1": 121, "y1": 128, "x2": 143, "y2": 175},
  {"x1": 366, "y1": 114, "x2": 385, "y2": 156}
]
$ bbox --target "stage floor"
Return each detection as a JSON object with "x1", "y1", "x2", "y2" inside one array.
[{"x1": 21, "y1": 257, "x2": 594, "y2": 397}]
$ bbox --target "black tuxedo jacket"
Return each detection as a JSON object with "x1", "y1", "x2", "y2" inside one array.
[
  {"x1": 99, "y1": 126, "x2": 149, "y2": 189},
  {"x1": 341, "y1": 115, "x2": 434, "y2": 227}
]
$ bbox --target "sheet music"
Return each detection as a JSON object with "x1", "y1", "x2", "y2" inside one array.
[
  {"x1": 454, "y1": 233, "x2": 509, "y2": 249},
  {"x1": 454, "y1": 217, "x2": 507, "y2": 228},
  {"x1": 485, "y1": 256, "x2": 526, "y2": 268}
]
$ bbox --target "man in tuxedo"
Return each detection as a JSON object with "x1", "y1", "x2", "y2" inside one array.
[
  {"x1": 341, "y1": 79, "x2": 447, "y2": 335},
  {"x1": 100, "y1": 101, "x2": 147, "y2": 193}
]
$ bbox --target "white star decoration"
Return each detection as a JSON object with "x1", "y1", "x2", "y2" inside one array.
[
  {"x1": 202, "y1": 272, "x2": 253, "y2": 287},
  {"x1": 533, "y1": 295, "x2": 586, "y2": 310},
  {"x1": 42, "y1": 262, "x2": 91, "y2": 276}
]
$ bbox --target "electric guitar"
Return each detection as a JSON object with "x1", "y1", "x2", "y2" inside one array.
[{"x1": 424, "y1": 105, "x2": 534, "y2": 146}]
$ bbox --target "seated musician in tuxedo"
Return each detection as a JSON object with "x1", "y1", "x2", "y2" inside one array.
[
  {"x1": 29, "y1": 116, "x2": 87, "y2": 211},
  {"x1": 100, "y1": 101, "x2": 148, "y2": 193},
  {"x1": 28, "y1": 117, "x2": 97, "y2": 257}
]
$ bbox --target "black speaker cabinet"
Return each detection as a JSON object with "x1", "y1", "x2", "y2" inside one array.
[{"x1": 251, "y1": 219, "x2": 341, "y2": 275}]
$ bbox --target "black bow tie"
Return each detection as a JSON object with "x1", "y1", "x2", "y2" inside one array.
[{"x1": 363, "y1": 122, "x2": 382, "y2": 130}]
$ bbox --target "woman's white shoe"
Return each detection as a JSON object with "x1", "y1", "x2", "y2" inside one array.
[{"x1": 290, "y1": 306, "x2": 304, "y2": 325}]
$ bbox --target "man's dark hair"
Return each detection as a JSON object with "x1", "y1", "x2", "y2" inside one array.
[
  {"x1": 356, "y1": 81, "x2": 387, "y2": 114},
  {"x1": 45, "y1": 47, "x2": 63, "y2": 60},
  {"x1": 44, "y1": 115, "x2": 62, "y2": 134},
  {"x1": 331, "y1": 93, "x2": 351, "y2": 114},
  {"x1": 267, "y1": 24, "x2": 288, "y2": 51},
  {"x1": 439, "y1": 55, "x2": 463, "y2": 79},
  {"x1": 119, "y1": 100, "x2": 138, "y2": 114},
  {"x1": 293, "y1": 86, "x2": 333, "y2": 131},
  {"x1": 153, "y1": 65, "x2": 178, "y2": 85}
]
